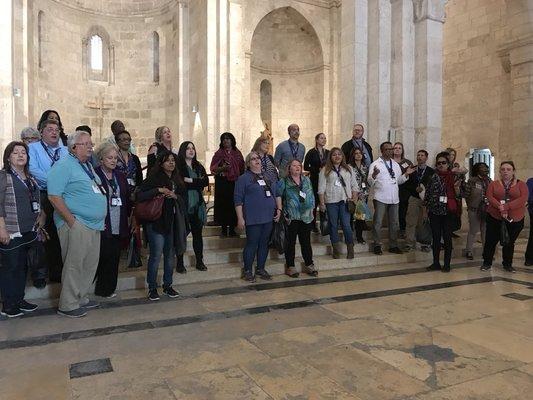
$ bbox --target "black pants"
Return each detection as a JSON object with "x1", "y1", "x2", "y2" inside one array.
[
  {"x1": 285, "y1": 220, "x2": 313, "y2": 267},
  {"x1": 429, "y1": 213, "x2": 454, "y2": 268},
  {"x1": 41, "y1": 193, "x2": 63, "y2": 282},
  {"x1": 94, "y1": 235, "x2": 121, "y2": 297},
  {"x1": 525, "y1": 212, "x2": 533, "y2": 264},
  {"x1": 482, "y1": 214, "x2": 524, "y2": 267},
  {"x1": 0, "y1": 233, "x2": 35, "y2": 311},
  {"x1": 354, "y1": 220, "x2": 366, "y2": 241},
  {"x1": 27, "y1": 240, "x2": 47, "y2": 282},
  {"x1": 398, "y1": 187, "x2": 410, "y2": 231},
  {"x1": 177, "y1": 213, "x2": 204, "y2": 267}
]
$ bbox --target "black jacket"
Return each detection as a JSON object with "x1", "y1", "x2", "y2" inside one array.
[
  {"x1": 304, "y1": 148, "x2": 329, "y2": 191},
  {"x1": 341, "y1": 139, "x2": 373, "y2": 165},
  {"x1": 177, "y1": 162, "x2": 209, "y2": 212},
  {"x1": 405, "y1": 165, "x2": 435, "y2": 199}
]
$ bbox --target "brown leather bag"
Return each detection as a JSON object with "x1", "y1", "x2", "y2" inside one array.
[{"x1": 134, "y1": 195, "x2": 164, "y2": 222}]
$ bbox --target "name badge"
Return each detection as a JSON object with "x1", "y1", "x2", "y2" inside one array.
[
  {"x1": 127, "y1": 178, "x2": 135, "y2": 186},
  {"x1": 439, "y1": 195, "x2": 448, "y2": 204},
  {"x1": 92, "y1": 183, "x2": 102, "y2": 194},
  {"x1": 184, "y1": 177, "x2": 193, "y2": 183},
  {"x1": 391, "y1": 178, "x2": 397, "y2": 185},
  {"x1": 31, "y1": 201, "x2": 40, "y2": 213},
  {"x1": 401, "y1": 162, "x2": 409, "y2": 169},
  {"x1": 475, "y1": 183, "x2": 482, "y2": 190},
  {"x1": 361, "y1": 182, "x2": 367, "y2": 189},
  {"x1": 257, "y1": 179, "x2": 266, "y2": 186},
  {"x1": 334, "y1": 179, "x2": 342, "y2": 187},
  {"x1": 265, "y1": 190, "x2": 272, "y2": 197},
  {"x1": 111, "y1": 197, "x2": 122, "y2": 207},
  {"x1": 299, "y1": 191, "x2": 306, "y2": 199},
  {"x1": 500, "y1": 200, "x2": 506, "y2": 205}
]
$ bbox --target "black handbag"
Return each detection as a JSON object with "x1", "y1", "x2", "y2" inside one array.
[
  {"x1": 500, "y1": 220, "x2": 510, "y2": 246},
  {"x1": 319, "y1": 211, "x2": 330, "y2": 236}
]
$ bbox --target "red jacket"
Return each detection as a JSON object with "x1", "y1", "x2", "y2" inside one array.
[{"x1": 486, "y1": 179, "x2": 528, "y2": 221}]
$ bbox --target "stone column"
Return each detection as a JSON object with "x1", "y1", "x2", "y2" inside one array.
[
  {"x1": 205, "y1": 0, "x2": 218, "y2": 158},
  {"x1": 177, "y1": 1, "x2": 190, "y2": 144},
  {"x1": 391, "y1": 0, "x2": 415, "y2": 158},
  {"x1": 367, "y1": 0, "x2": 392, "y2": 149},
  {"x1": 0, "y1": 0, "x2": 14, "y2": 151},
  {"x1": 340, "y1": 0, "x2": 368, "y2": 146},
  {"x1": 228, "y1": 0, "x2": 245, "y2": 146},
  {"x1": 217, "y1": 0, "x2": 229, "y2": 133},
  {"x1": 413, "y1": 0, "x2": 445, "y2": 159}
]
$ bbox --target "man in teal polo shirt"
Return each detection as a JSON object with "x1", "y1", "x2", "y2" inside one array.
[{"x1": 48, "y1": 130, "x2": 107, "y2": 318}]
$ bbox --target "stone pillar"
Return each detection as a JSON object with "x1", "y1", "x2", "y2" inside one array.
[
  {"x1": 413, "y1": 0, "x2": 445, "y2": 159},
  {"x1": 228, "y1": 0, "x2": 244, "y2": 146},
  {"x1": 217, "y1": 0, "x2": 229, "y2": 133},
  {"x1": 205, "y1": 0, "x2": 218, "y2": 157},
  {"x1": 391, "y1": 0, "x2": 415, "y2": 158},
  {"x1": 177, "y1": 1, "x2": 190, "y2": 144},
  {"x1": 340, "y1": 0, "x2": 368, "y2": 146},
  {"x1": 367, "y1": 0, "x2": 391, "y2": 149},
  {"x1": 0, "y1": 0, "x2": 14, "y2": 151}
]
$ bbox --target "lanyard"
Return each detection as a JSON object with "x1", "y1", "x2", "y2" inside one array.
[
  {"x1": 289, "y1": 175, "x2": 303, "y2": 192},
  {"x1": 261, "y1": 155, "x2": 268, "y2": 172},
  {"x1": 289, "y1": 141, "x2": 299, "y2": 159},
  {"x1": 503, "y1": 180, "x2": 513, "y2": 202},
  {"x1": 71, "y1": 154, "x2": 105, "y2": 195},
  {"x1": 40, "y1": 141, "x2": 61, "y2": 165},
  {"x1": 333, "y1": 166, "x2": 346, "y2": 187},
  {"x1": 417, "y1": 166, "x2": 427, "y2": 183},
  {"x1": 10, "y1": 170, "x2": 37, "y2": 202},
  {"x1": 317, "y1": 148, "x2": 325, "y2": 164},
  {"x1": 383, "y1": 158, "x2": 395, "y2": 179},
  {"x1": 104, "y1": 172, "x2": 118, "y2": 197}
]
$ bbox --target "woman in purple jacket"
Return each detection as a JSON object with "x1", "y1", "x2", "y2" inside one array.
[{"x1": 94, "y1": 142, "x2": 132, "y2": 298}]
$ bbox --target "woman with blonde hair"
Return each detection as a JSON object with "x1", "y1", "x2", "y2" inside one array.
[
  {"x1": 318, "y1": 147, "x2": 359, "y2": 259},
  {"x1": 147, "y1": 126, "x2": 175, "y2": 175}
]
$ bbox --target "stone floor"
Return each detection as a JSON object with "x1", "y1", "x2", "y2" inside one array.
[{"x1": 1, "y1": 257, "x2": 532, "y2": 399}]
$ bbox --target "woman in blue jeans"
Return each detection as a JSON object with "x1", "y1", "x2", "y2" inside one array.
[
  {"x1": 234, "y1": 151, "x2": 281, "y2": 282},
  {"x1": 318, "y1": 147, "x2": 359, "y2": 259},
  {"x1": 136, "y1": 150, "x2": 187, "y2": 301}
]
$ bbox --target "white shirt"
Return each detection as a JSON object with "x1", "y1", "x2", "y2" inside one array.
[
  {"x1": 318, "y1": 165, "x2": 360, "y2": 204},
  {"x1": 368, "y1": 157, "x2": 407, "y2": 204}
]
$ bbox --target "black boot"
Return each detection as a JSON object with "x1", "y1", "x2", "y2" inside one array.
[
  {"x1": 196, "y1": 258, "x2": 207, "y2": 271},
  {"x1": 228, "y1": 226, "x2": 238, "y2": 237},
  {"x1": 176, "y1": 254, "x2": 187, "y2": 274}
]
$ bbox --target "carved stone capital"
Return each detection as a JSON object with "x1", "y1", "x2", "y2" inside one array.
[{"x1": 413, "y1": 0, "x2": 446, "y2": 23}]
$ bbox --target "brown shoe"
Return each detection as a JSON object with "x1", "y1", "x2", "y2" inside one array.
[
  {"x1": 285, "y1": 266, "x2": 300, "y2": 278},
  {"x1": 346, "y1": 243, "x2": 354, "y2": 259},
  {"x1": 332, "y1": 242, "x2": 342, "y2": 259},
  {"x1": 302, "y1": 264, "x2": 318, "y2": 277}
]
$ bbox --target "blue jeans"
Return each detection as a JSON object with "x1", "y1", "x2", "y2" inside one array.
[
  {"x1": 326, "y1": 201, "x2": 353, "y2": 245},
  {"x1": 146, "y1": 223, "x2": 175, "y2": 290},
  {"x1": 243, "y1": 222, "x2": 273, "y2": 274}
]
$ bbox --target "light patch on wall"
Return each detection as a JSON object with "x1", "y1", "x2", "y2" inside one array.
[{"x1": 90, "y1": 35, "x2": 103, "y2": 71}]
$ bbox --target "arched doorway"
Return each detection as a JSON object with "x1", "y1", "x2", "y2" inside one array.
[{"x1": 250, "y1": 7, "x2": 324, "y2": 150}]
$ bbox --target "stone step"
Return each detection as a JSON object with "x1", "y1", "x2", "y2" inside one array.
[{"x1": 24, "y1": 245, "x2": 484, "y2": 301}]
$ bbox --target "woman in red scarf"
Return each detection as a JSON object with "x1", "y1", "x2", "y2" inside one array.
[
  {"x1": 481, "y1": 161, "x2": 528, "y2": 273},
  {"x1": 210, "y1": 132, "x2": 245, "y2": 237},
  {"x1": 423, "y1": 152, "x2": 461, "y2": 272}
]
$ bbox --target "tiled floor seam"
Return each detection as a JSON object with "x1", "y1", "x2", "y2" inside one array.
[{"x1": 236, "y1": 365, "x2": 276, "y2": 400}]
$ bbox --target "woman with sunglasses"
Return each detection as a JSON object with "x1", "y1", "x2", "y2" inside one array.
[{"x1": 424, "y1": 152, "x2": 461, "y2": 272}]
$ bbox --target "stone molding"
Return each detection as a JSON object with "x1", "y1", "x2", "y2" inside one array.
[
  {"x1": 412, "y1": 0, "x2": 446, "y2": 24},
  {"x1": 250, "y1": 64, "x2": 326, "y2": 75},
  {"x1": 49, "y1": 0, "x2": 183, "y2": 18}
]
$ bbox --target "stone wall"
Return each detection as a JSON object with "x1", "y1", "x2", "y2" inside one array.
[
  {"x1": 442, "y1": 0, "x2": 509, "y2": 168},
  {"x1": 16, "y1": 0, "x2": 180, "y2": 158}
]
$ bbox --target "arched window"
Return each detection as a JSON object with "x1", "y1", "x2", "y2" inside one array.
[
  {"x1": 90, "y1": 35, "x2": 103, "y2": 71},
  {"x1": 83, "y1": 26, "x2": 114, "y2": 84},
  {"x1": 38, "y1": 11, "x2": 44, "y2": 68},
  {"x1": 151, "y1": 31, "x2": 160, "y2": 84}
]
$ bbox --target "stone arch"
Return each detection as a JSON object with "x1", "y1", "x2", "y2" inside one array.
[{"x1": 249, "y1": 6, "x2": 325, "y2": 148}]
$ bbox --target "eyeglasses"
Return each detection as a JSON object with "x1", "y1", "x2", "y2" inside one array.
[
  {"x1": 250, "y1": 157, "x2": 260, "y2": 161},
  {"x1": 75, "y1": 142, "x2": 94, "y2": 147},
  {"x1": 43, "y1": 127, "x2": 59, "y2": 133},
  {"x1": 436, "y1": 161, "x2": 448, "y2": 165}
]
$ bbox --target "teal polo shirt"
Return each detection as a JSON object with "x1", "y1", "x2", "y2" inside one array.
[{"x1": 47, "y1": 154, "x2": 107, "y2": 231}]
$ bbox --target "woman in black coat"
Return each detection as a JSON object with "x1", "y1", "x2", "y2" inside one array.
[
  {"x1": 304, "y1": 133, "x2": 329, "y2": 232},
  {"x1": 176, "y1": 141, "x2": 209, "y2": 272}
]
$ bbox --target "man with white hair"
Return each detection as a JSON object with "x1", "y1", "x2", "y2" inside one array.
[{"x1": 47, "y1": 130, "x2": 107, "y2": 318}]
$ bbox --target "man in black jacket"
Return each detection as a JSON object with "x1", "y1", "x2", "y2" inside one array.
[
  {"x1": 341, "y1": 123, "x2": 374, "y2": 167},
  {"x1": 405, "y1": 149, "x2": 435, "y2": 251}
]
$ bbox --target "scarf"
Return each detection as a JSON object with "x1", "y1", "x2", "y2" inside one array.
[
  {"x1": 437, "y1": 170, "x2": 458, "y2": 214},
  {"x1": 210, "y1": 148, "x2": 244, "y2": 182}
]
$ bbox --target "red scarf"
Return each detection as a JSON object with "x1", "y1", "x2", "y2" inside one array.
[
  {"x1": 437, "y1": 170, "x2": 458, "y2": 214},
  {"x1": 210, "y1": 148, "x2": 244, "y2": 182}
]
